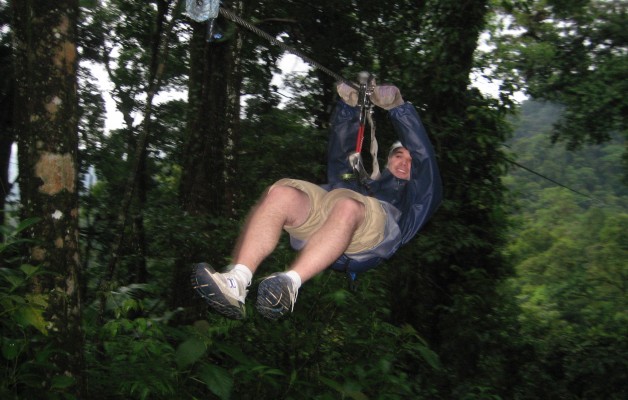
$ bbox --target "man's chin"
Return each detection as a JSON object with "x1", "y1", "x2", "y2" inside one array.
[{"x1": 392, "y1": 173, "x2": 410, "y2": 180}]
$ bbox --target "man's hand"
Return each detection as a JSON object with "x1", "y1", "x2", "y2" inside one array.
[
  {"x1": 336, "y1": 82, "x2": 359, "y2": 107},
  {"x1": 371, "y1": 85, "x2": 404, "y2": 110}
]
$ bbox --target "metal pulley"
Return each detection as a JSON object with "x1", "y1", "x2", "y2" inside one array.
[{"x1": 185, "y1": 0, "x2": 222, "y2": 41}]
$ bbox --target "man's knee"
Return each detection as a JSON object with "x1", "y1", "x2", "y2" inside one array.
[
  {"x1": 329, "y1": 197, "x2": 365, "y2": 223},
  {"x1": 266, "y1": 184, "x2": 293, "y2": 198},
  {"x1": 265, "y1": 184, "x2": 304, "y2": 204},
  {"x1": 263, "y1": 184, "x2": 311, "y2": 227}
]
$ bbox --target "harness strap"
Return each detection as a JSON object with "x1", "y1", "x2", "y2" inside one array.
[
  {"x1": 355, "y1": 72, "x2": 371, "y2": 153},
  {"x1": 367, "y1": 110, "x2": 380, "y2": 179},
  {"x1": 351, "y1": 72, "x2": 380, "y2": 182}
]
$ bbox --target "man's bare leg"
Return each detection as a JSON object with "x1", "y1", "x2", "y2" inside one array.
[
  {"x1": 192, "y1": 185, "x2": 311, "y2": 319},
  {"x1": 255, "y1": 197, "x2": 366, "y2": 319},
  {"x1": 194, "y1": 186, "x2": 367, "y2": 320},
  {"x1": 289, "y1": 197, "x2": 365, "y2": 282},
  {"x1": 232, "y1": 185, "x2": 311, "y2": 273}
]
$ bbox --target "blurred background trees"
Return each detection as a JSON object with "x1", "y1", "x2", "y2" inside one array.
[{"x1": 0, "y1": 0, "x2": 626, "y2": 398}]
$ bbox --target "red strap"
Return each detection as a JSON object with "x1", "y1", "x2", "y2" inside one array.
[{"x1": 355, "y1": 123, "x2": 365, "y2": 153}]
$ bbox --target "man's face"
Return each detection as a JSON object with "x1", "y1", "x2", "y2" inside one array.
[{"x1": 387, "y1": 147, "x2": 412, "y2": 180}]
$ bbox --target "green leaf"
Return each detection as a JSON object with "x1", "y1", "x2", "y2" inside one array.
[
  {"x1": 217, "y1": 343, "x2": 256, "y2": 366},
  {"x1": 198, "y1": 363, "x2": 233, "y2": 400},
  {"x1": 319, "y1": 377, "x2": 369, "y2": 400},
  {"x1": 26, "y1": 293, "x2": 48, "y2": 308},
  {"x1": 0, "y1": 268, "x2": 25, "y2": 289},
  {"x1": 322, "y1": 289, "x2": 350, "y2": 305},
  {"x1": 51, "y1": 374, "x2": 75, "y2": 389},
  {"x1": 4, "y1": 294, "x2": 27, "y2": 305},
  {"x1": 19, "y1": 264, "x2": 39, "y2": 277},
  {"x1": 14, "y1": 305, "x2": 48, "y2": 335},
  {"x1": 416, "y1": 344, "x2": 442, "y2": 370},
  {"x1": 12, "y1": 217, "x2": 42, "y2": 236},
  {"x1": 1, "y1": 338, "x2": 22, "y2": 360},
  {"x1": 319, "y1": 376, "x2": 344, "y2": 392},
  {"x1": 175, "y1": 337, "x2": 206, "y2": 369}
]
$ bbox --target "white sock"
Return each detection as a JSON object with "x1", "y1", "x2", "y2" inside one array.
[
  {"x1": 230, "y1": 263, "x2": 253, "y2": 287},
  {"x1": 284, "y1": 270, "x2": 302, "y2": 290}
]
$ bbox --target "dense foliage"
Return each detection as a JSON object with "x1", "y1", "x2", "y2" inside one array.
[
  {"x1": 488, "y1": 0, "x2": 628, "y2": 180},
  {"x1": 504, "y1": 100, "x2": 627, "y2": 399},
  {"x1": 1, "y1": 0, "x2": 626, "y2": 399}
]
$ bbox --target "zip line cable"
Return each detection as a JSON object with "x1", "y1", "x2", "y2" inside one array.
[
  {"x1": 503, "y1": 156, "x2": 604, "y2": 204},
  {"x1": 218, "y1": 7, "x2": 358, "y2": 89},
  {"x1": 214, "y1": 4, "x2": 604, "y2": 206}
]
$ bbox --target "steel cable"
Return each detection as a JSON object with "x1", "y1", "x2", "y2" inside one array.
[{"x1": 219, "y1": 7, "x2": 358, "y2": 89}]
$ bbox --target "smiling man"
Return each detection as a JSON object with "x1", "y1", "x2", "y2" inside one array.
[
  {"x1": 388, "y1": 143, "x2": 412, "y2": 180},
  {"x1": 192, "y1": 84, "x2": 442, "y2": 320}
]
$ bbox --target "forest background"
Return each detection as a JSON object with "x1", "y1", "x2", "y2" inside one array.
[{"x1": 0, "y1": 0, "x2": 626, "y2": 399}]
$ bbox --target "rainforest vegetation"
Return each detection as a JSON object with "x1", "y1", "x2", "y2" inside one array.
[{"x1": 1, "y1": 0, "x2": 626, "y2": 399}]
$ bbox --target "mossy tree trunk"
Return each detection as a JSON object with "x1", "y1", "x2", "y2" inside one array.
[
  {"x1": 0, "y1": 18, "x2": 14, "y2": 238},
  {"x1": 11, "y1": 0, "x2": 84, "y2": 395},
  {"x1": 172, "y1": 0, "x2": 244, "y2": 309}
]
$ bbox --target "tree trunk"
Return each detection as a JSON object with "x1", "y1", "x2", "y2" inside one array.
[
  {"x1": 0, "y1": 40, "x2": 13, "y2": 237},
  {"x1": 173, "y1": 0, "x2": 244, "y2": 309},
  {"x1": 11, "y1": 0, "x2": 84, "y2": 395}
]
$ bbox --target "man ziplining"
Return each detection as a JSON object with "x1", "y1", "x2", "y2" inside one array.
[{"x1": 192, "y1": 83, "x2": 443, "y2": 320}]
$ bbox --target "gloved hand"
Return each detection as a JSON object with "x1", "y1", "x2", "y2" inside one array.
[
  {"x1": 371, "y1": 85, "x2": 404, "y2": 110},
  {"x1": 336, "y1": 82, "x2": 359, "y2": 106}
]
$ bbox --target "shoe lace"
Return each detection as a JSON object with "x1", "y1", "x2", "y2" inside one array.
[
  {"x1": 223, "y1": 271, "x2": 248, "y2": 301},
  {"x1": 287, "y1": 282, "x2": 298, "y2": 312},
  {"x1": 268, "y1": 273, "x2": 299, "y2": 312}
]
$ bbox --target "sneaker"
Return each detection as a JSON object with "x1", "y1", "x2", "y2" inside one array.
[
  {"x1": 255, "y1": 273, "x2": 299, "y2": 320},
  {"x1": 191, "y1": 263, "x2": 248, "y2": 320}
]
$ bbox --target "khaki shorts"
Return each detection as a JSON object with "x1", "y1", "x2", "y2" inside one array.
[{"x1": 270, "y1": 178, "x2": 387, "y2": 255}]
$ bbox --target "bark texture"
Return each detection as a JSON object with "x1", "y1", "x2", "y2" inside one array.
[{"x1": 11, "y1": 0, "x2": 84, "y2": 395}]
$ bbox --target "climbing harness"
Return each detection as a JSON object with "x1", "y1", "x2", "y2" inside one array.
[{"x1": 348, "y1": 72, "x2": 380, "y2": 188}]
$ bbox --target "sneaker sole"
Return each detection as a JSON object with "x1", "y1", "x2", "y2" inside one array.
[
  {"x1": 191, "y1": 263, "x2": 245, "y2": 320},
  {"x1": 256, "y1": 276, "x2": 291, "y2": 320}
]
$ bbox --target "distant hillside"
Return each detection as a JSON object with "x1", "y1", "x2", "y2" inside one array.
[
  {"x1": 506, "y1": 100, "x2": 627, "y2": 205},
  {"x1": 510, "y1": 100, "x2": 563, "y2": 142}
]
